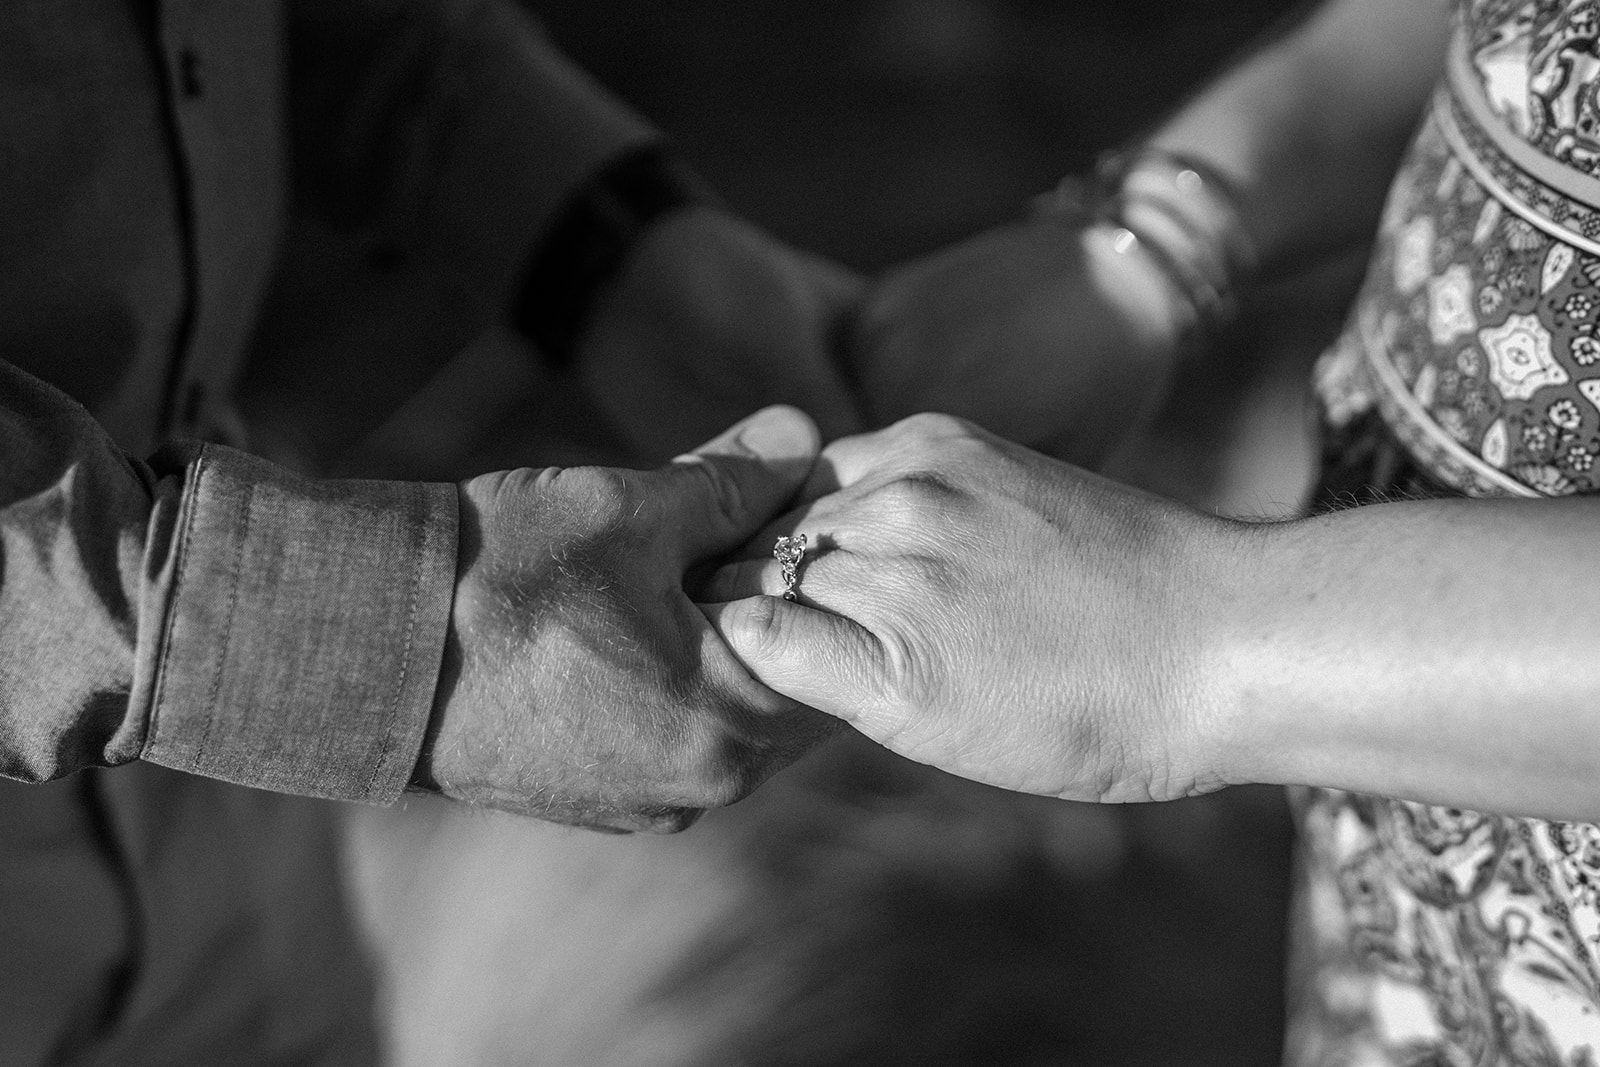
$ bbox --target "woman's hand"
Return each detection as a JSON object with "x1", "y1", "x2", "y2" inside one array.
[{"x1": 699, "y1": 413, "x2": 1244, "y2": 803}]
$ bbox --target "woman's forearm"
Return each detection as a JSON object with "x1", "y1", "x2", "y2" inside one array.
[
  {"x1": 1208, "y1": 497, "x2": 1600, "y2": 820},
  {"x1": 706, "y1": 416, "x2": 1600, "y2": 819},
  {"x1": 1146, "y1": 0, "x2": 1450, "y2": 275}
]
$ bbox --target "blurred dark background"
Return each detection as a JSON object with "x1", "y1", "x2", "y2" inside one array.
[
  {"x1": 538, "y1": 0, "x2": 1286, "y2": 269},
  {"x1": 328, "y1": 1, "x2": 1364, "y2": 1064}
]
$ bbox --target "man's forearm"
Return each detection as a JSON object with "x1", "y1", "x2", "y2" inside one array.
[{"x1": 1206, "y1": 497, "x2": 1600, "y2": 821}]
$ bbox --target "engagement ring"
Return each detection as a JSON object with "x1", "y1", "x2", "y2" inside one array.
[{"x1": 773, "y1": 534, "x2": 807, "y2": 602}]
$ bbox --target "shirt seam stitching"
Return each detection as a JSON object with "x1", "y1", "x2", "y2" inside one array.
[
  {"x1": 366, "y1": 481, "x2": 427, "y2": 798},
  {"x1": 146, "y1": 446, "x2": 208, "y2": 755},
  {"x1": 193, "y1": 477, "x2": 255, "y2": 771}
]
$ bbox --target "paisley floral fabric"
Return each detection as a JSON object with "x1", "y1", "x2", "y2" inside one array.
[
  {"x1": 1287, "y1": 786, "x2": 1600, "y2": 1066},
  {"x1": 1292, "y1": 3, "x2": 1600, "y2": 1064}
]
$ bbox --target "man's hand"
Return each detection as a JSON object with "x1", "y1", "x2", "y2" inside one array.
[
  {"x1": 574, "y1": 206, "x2": 866, "y2": 462},
  {"x1": 701, "y1": 414, "x2": 1244, "y2": 805},
  {"x1": 848, "y1": 216, "x2": 1190, "y2": 466},
  {"x1": 419, "y1": 405, "x2": 840, "y2": 832}
]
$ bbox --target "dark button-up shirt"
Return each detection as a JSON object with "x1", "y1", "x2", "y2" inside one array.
[
  {"x1": 2, "y1": 3, "x2": 659, "y2": 1060},
  {"x1": 0, "y1": 0, "x2": 654, "y2": 803}
]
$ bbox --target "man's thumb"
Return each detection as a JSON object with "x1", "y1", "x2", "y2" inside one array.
[{"x1": 661, "y1": 405, "x2": 820, "y2": 561}]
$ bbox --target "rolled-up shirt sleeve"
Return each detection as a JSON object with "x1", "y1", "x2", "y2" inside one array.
[{"x1": 0, "y1": 363, "x2": 456, "y2": 803}]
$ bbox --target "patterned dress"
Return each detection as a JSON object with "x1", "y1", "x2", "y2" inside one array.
[{"x1": 1292, "y1": 2, "x2": 1600, "y2": 1063}]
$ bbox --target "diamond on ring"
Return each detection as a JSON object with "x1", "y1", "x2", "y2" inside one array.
[{"x1": 773, "y1": 534, "x2": 807, "y2": 602}]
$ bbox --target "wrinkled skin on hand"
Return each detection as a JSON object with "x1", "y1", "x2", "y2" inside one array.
[
  {"x1": 420, "y1": 406, "x2": 840, "y2": 832},
  {"x1": 848, "y1": 216, "x2": 1188, "y2": 466},
  {"x1": 702, "y1": 414, "x2": 1237, "y2": 805},
  {"x1": 575, "y1": 206, "x2": 867, "y2": 462}
]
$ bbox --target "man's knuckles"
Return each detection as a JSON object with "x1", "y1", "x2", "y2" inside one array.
[{"x1": 535, "y1": 465, "x2": 648, "y2": 534}]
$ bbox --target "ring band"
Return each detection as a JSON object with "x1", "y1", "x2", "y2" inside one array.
[{"x1": 773, "y1": 534, "x2": 807, "y2": 602}]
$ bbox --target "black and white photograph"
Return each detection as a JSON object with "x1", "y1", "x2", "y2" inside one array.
[{"x1": 4, "y1": 1, "x2": 1599, "y2": 1064}]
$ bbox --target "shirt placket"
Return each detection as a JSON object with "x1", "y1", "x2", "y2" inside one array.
[{"x1": 152, "y1": 0, "x2": 286, "y2": 449}]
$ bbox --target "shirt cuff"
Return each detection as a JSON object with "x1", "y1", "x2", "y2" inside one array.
[{"x1": 137, "y1": 444, "x2": 457, "y2": 804}]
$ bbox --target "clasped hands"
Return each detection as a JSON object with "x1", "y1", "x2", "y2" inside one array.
[
  {"x1": 702, "y1": 411, "x2": 1239, "y2": 807},
  {"x1": 418, "y1": 204, "x2": 1216, "y2": 831},
  {"x1": 421, "y1": 404, "x2": 1240, "y2": 835}
]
